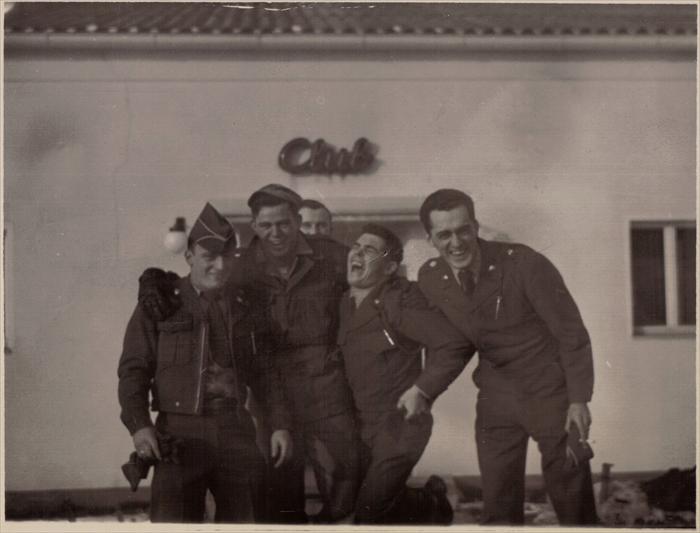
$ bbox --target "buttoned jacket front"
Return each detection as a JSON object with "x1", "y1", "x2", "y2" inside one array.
[
  {"x1": 118, "y1": 276, "x2": 285, "y2": 434},
  {"x1": 417, "y1": 238, "x2": 593, "y2": 403},
  {"x1": 231, "y1": 233, "x2": 348, "y2": 350},
  {"x1": 337, "y1": 276, "x2": 473, "y2": 424},
  {"x1": 229, "y1": 233, "x2": 353, "y2": 423}
]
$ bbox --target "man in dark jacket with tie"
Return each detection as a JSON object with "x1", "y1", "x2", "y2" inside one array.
[
  {"x1": 416, "y1": 189, "x2": 598, "y2": 525},
  {"x1": 338, "y1": 223, "x2": 473, "y2": 524},
  {"x1": 118, "y1": 203, "x2": 292, "y2": 522}
]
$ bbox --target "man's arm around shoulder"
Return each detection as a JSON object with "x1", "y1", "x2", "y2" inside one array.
[{"x1": 389, "y1": 280, "x2": 475, "y2": 418}]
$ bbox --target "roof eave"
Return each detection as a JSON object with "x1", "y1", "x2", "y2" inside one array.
[{"x1": 4, "y1": 33, "x2": 697, "y2": 56}]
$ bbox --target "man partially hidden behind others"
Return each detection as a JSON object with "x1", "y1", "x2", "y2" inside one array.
[
  {"x1": 299, "y1": 198, "x2": 333, "y2": 236},
  {"x1": 118, "y1": 203, "x2": 291, "y2": 522},
  {"x1": 417, "y1": 189, "x2": 597, "y2": 525},
  {"x1": 338, "y1": 224, "x2": 472, "y2": 524}
]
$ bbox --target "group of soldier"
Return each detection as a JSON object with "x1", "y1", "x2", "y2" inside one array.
[{"x1": 117, "y1": 183, "x2": 598, "y2": 525}]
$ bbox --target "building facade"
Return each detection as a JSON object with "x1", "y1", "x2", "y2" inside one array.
[{"x1": 4, "y1": 3, "x2": 696, "y2": 492}]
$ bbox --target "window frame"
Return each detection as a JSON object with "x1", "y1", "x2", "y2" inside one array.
[
  {"x1": 629, "y1": 219, "x2": 696, "y2": 337},
  {"x1": 4, "y1": 222, "x2": 14, "y2": 354}
]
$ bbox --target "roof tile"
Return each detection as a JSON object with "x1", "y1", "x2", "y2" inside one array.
[{"x1": 4, "y1": 2, "x2": 697, "y2": 37}]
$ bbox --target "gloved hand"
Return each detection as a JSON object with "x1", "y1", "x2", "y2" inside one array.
[
  {"x1": 123, "y1": 429, "x2": 184, "y2": 491},
  {"x1": 138, "y1": 268, "x2": 181, "y2": 321}
]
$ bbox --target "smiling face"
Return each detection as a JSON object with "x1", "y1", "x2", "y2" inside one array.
[
  {"x1": 186, "y1": 243, "x2": 234, "y2": 292},
  {"x1": 427, "y1": 205, "x2": 480, "y2": 270},
  {"x1": 251, "y1": 203, "x2": 301, "y2": 260},
  {"x1": 299, "y1": 207, "x2": 332, "y2": 236},
  {"x1": 347, "y1": 233, "x2": 398, "y2": 289}
]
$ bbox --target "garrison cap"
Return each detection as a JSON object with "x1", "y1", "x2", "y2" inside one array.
[
  {"x1": 189, "y1": 202, "x2": 237, "y2": 254},
  {"x1": 248, "y1": 183, "x2": 302, "y2": 212}
]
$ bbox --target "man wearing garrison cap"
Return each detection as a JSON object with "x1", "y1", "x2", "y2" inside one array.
[
  {"x1": 118, "y1": 203, "x2": 292, "y2": 523},
  {"x1": 137, "y1": 186, "x2": 358, "y2": 524}
]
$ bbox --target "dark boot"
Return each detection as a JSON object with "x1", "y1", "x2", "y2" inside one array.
[{"x1": 424, "y1": 475, "x2": 454, "y2": 525}]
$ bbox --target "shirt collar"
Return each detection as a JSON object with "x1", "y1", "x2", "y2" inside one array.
[
  {"x1": 448, "y1": 241, "x2": 482, "y2": 285},
  {"x1": 187, "y1": 275, "x2": 202, "y2": 296}
]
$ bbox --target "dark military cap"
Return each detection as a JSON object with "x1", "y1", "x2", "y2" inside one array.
[
  {"x1": 247, "y1": 183, "x2": 302, "y2": 212},
  {"x1": 188, "y1": 202, "x2": 237, "y2": 254}
]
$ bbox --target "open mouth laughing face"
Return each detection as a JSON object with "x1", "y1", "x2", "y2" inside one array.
[
  {"x1": 347, "y1": 233, "x2": 395, "y2": 289},
  {"x1": 428, "y1": 205, "x2": 480, "y2": 271}
]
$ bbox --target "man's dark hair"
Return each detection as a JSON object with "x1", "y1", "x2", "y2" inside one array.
[
  {"x1": 360, "y1": 223, "x2": 403, "y2": 264},
  {"x1": 300, "y1": 199, "x2": 332, "y2": 220},
  {"x1": 419, "y1": 189, "x2": 476, "y2": 233},
  {"x1": 249, "y1": 194, "x2": 300, "y2": 218}
]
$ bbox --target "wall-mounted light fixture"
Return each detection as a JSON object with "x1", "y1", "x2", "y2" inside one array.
[{"x1": 164, "y1": 217, "x2": 187, "y2": 254}]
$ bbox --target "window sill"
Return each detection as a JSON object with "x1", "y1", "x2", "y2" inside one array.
[{"x1": 633, "y1": 325, "x2": 696, "y2": 337}]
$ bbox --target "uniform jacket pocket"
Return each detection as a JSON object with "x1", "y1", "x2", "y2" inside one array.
[{"x1": 156, "y1": 316, "x2": 196, "y2": 368}]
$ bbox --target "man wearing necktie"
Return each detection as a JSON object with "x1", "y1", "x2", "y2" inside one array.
[
  {"x1": 118, "y1": 203, "x2": 292, "y2": 522},
  {"x1": 417, "y1": 189, "x2": 598, "y2": 525}
]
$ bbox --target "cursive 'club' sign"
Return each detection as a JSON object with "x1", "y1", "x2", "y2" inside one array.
[{"x1": 278, "y1": 137, "x2": 375, "y2": 177}]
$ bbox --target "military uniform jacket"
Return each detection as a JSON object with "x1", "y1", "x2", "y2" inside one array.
[
  {"x1": 417, "y1": 239, "x2": 593, "y2": 403},
  {"x1": 118, "y1": 276, "x2": 289, "y2": 435},
  {"x1": 230, "y1": 233, "x2": 348, "y2": 350},
  {"x1": 337, "y1": 276, "x2": 474, "y2": 419},
  {"x1": 228, "y1": 233, "x2": 353, "y2": 423}
]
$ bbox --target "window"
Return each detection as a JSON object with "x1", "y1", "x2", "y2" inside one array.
[
  {"x1": 4, "y1": 224, "x2": 13, "y2": 354},
  {"x1": 631, "y1": 221, "x2": 695, "y2": 336}
]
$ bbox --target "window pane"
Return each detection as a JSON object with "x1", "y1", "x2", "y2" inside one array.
[
  {"x1": 677, "y1": 227, "x2": 696, "y2": 325},
  {"x1": 631, "y1": 228, "x2": 666, "y2": 326}
]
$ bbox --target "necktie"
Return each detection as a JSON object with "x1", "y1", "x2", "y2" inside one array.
[
  {"x1": 203, "y1": 292, "x2": 231, "y2": 367},
  {"x1": 458, "y1": 269, "x2": 476, "y2": 296},
  {"x1": 202, "y1": 292, "x2": 243, "y2": 404}
]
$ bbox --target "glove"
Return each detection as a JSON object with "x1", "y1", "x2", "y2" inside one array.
[
  {"x1": 564, "y1": 423, "x2": 594, "y2": 470},
  {"x1": 121, "y1": 431, "x2": 184, "y2": 491},
  {"x1": 138, "y1": 268, "x2": 181, "y2": 321},
  {"x1": 121, "y1": 451, "x2": 151, "y2": 492}
]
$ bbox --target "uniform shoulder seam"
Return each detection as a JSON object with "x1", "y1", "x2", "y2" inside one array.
[{"x1": 418, "y1": 257, "x2": 442, "y2": 274}]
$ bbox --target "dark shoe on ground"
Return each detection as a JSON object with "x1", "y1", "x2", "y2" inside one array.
[{"x1": 424, "y1": 474, "x2": 454, "y2": 525}]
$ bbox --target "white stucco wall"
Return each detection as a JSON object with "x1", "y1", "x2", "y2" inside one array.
[{"x1": 4, "y1": 50, "x2": 695, "y2": 491}]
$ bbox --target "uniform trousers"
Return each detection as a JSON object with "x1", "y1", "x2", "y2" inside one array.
[
  {"x1": 475, "y1": 390, "x2": 598, "y2": 525},
  {"x1": 354, "y1": 410, "x2": 433, "y2": 524},
  {"x1": 263, "y1": 345, "x2": 360, "y2": 523},
  {"x1": 265, "y1": 411, "x2": 360, "y2": 522},
  {"x1": 150, "y1": 409, "x2": 265, "y2": 523}
]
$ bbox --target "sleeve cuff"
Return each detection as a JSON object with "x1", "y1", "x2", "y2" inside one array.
[
  {"x1": 415, "y1": 386, "x2": 432, "y2": 401},
  {"x1": 568, "y1": 391, "x2": 593, "y2": 404},
  {"x1": 124, "y1": 410, "x2": 154, "y2": 436},
  {"x1": 413, "y1": 375, "x2": 444, "y2": 400}
]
